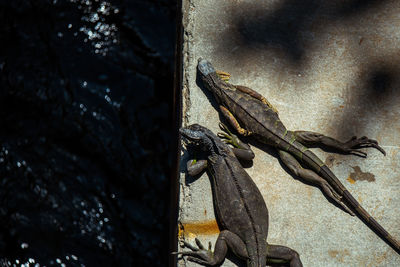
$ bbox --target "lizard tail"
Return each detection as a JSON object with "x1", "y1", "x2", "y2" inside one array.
[
  {"x1": 319, "y1": 163, "x2": 400, "y2": 255},
  {"x1": 341, "y1": 188, "x2": 400, "y2": 254},
  {"x1": 290, "y1": 142, "x2": 400, "y2": 255},
  {"x1": 277, "y1": 135, "x2": 400, "y2": 254}
]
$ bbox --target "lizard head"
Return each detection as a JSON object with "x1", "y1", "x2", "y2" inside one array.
[
  {"x1": 197, "y1": 58, "x2": 215, "y2": 76},
  {"x1": 180, "y1": 124, "x2": 211, "y2": 145},
  {"x1": 197, "y1": 58, "x2": 229, "y2": 100},
  {"x1": 180, "y1": 124, "x2": 226, "y2": 155}
]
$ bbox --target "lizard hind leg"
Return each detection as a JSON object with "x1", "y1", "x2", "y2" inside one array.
[
  {"x1": 219, "y1": 105, "x2": 252, "y2": 136},
  {"x1": 266, "y1": 244, "x2": 303, "y2": 267},
  {"x1": 292, "y1": 131, "x2": 386, "y2": 157},
  {"x1": 173, "y1": 230, "x2": 248, "y2": 266},
  {"x1": 278, "y1": 150, "x2": 355, "y2": 216}
]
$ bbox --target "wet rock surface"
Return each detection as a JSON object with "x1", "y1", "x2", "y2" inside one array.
[{"x1": 0, "y1": 0, "x2": 176, "y2": 266}]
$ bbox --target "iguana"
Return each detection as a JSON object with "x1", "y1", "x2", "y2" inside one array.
[
  {"x1": 196, "y1": 58, "x2": 400, "y2": 254},
  {"x1": 176, "y1": 123, "x2": 302, "y2": 267}
]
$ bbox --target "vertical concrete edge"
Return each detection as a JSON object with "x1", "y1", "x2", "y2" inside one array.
[
  {"x1": 182, "y1": 0, "x2": 195, "y2": 127},
  {"x1": 169, "y1": 0, "x2": 184, "y2": 266},
  {"x1": 175, "y1": 1, "x2": 196, "y2": 266}
]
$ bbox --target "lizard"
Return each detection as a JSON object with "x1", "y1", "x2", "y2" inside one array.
[
  {"x1": 196, "y1": 58, "x2": 400, "y2": 255},
  {"x1": 175, "y1": 123, "x2": 303, "y2": 267}
]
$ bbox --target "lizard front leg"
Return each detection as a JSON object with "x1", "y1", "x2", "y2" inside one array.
[
  {"x1": 266, "y1": 244, "x2": 303, "y2": 267},
  {"x1": 292, "y1": 131, "x2": 386, "y2": 157},
  {"x1": 217, "y1": 122, "x2": 255, "y2": 161},
  {"x1": 173, "y1": 230, "x2": 248, "y2": 266},
  {"x1": 186, "y1": 159, "x2": 207, "y2": 176},
  {"x1": 278, "y1": 150, "x2": 355, "y2": 216},
  {"x1": 219, "y1": 105, "x2": 252, "y2": 136}
]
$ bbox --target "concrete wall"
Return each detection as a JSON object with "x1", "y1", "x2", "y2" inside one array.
[{"x1": 177, "y1": 1, "x2": 400, "y2": 266}]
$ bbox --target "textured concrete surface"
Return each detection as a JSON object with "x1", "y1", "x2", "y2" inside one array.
[{"x1": 177, "y1": 1, "x2": 400, "y2": 266}]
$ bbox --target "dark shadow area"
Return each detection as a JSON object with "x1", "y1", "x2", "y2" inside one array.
[
  {"x1": 219, "y1": 0, "x2": 388, "y2": 66},
  {"x1": 363, "y1": 63, "x2": 398, "y2": 103},
  {"x1": 212, "y1": 0, "x2": 400, "y2": 155},
  {"x1": 332, "y1": 0, "x2": 384, "y2": 18},
  {"x1": 334, "y1": 60, "x2": 400, "y2": 138},
  {"x1": 0, "y1": 0, "x2": 177, "y2": 266},
  {"x1": 234, "y1": 0, "x2": 321, "y2": 63},
  {"x1": 369, "y1": 70, "x2": 393, "y2": 95}
]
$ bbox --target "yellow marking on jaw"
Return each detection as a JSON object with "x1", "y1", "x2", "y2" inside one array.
[
  {"x1": 274, "y1": 120, "x2": 281, "y2": 128},
  {"x1": 282, "y1": 130, "x2": 288, "y2": 138},
  {"x1": 216, "y1": 70, "x2": 231, "y2": 82}
]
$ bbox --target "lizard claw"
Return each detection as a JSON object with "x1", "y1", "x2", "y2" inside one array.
[
  {"x1": 183, "y1": 239, "x2": 200, "y2": 251},
  {"x1": 342, "y1": 136, "x2": 386, "y2": 157},
  {"x1": 348, "y1": 150, "x2": 367, "y2": 158},
  {"x1": 174, "y1": 238, "x2": 215, "y2": 265},
  {"x1": 218, "y1": 122, "x2": 232, "y2": 135},
  {"x1": 218, "y1": 122, "x2": 241, "y2": 148},
  {"x1": 195, "y1": 238, "x2": 205, "y2": 250}
]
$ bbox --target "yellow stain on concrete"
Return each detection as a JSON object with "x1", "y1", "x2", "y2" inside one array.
[
  {"x1": 347, "y1": 176, "x2": 356, "y2": 184},
  {"x1": 178, "y1": 220, "x2": 220, "y2": 239}
]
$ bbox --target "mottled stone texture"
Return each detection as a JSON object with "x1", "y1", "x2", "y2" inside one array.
[{"x1": 179, "y1": 0, "x2": 400, "y2": 266}]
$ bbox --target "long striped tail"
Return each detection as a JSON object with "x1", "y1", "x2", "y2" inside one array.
[
  {"x1": 297, "y1": 142, "x2": 400, "y2": 255},
  {"x1": 341, "y1": 187, "x2": 400, "y2": 255}
]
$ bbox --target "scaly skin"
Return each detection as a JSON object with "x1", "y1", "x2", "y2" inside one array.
[
  {"x1": 176, "y1": 124, "x2": 302, "y2": 267},
  {"x1": 197, "y1": 58, "x2": 400, "y2": 255}
]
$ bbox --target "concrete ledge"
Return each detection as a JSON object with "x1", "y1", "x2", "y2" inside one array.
[{"x1": 178, "y1": 1, "x2": 400, "y2": 266}]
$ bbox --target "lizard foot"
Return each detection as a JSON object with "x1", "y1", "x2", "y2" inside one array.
[
  {"x1": 321, "y1": 181, "x2": 355, "y2": 216},
  {"x1": 342, "y1": 136, "x2": 386, "y2": 157},
  {"x1": 217, "y1": 122, "x2": 241, "y2": 148},
  {"x1": 173, "y1": 238, "x2": 215, "y2": 265}
]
